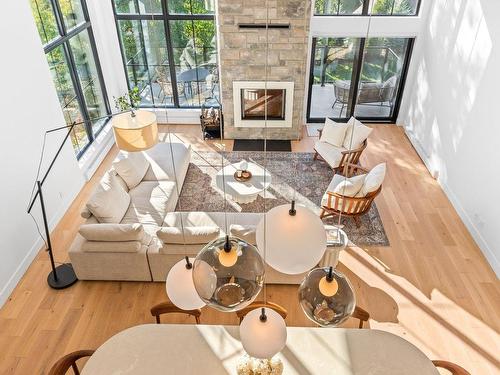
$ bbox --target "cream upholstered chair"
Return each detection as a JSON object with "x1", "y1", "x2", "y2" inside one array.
[
  {"x1": 314, "y1": 117, "x2": 371, "y2": 174},
  {"x1": 320, "y1": 163, "x2": 385, "y2": 227}
]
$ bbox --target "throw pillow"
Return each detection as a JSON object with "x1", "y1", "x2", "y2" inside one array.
[
  {"x1": 230, "y1": 224, "x2": 257, "y2": 245},
  {"x1": 359, "y1": 163, "x2": 386, "y2": 197},
  {"x1": 86, "y1": 173, "x2": 131, "y2": 223},
  {"x1": 79, "y1": 223, "x2": 144, "y2": 242},
  {"x1": 343, "y1": 117, "x2": 373, "y2": 149},
  {"x1": 321, "y1": 118, "x2": 349, "y2": 148},
  {"x1": 157, "y1": 226, "x2": 220, "y2": 244},
  {"x1": 333, "y1": 174, "x2": 366, "y2": 197},
  {"x1": 113, "y1": 151, "x2": 150, "y2": 189}
]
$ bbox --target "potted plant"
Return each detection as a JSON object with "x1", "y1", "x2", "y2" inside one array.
[{"x1": 113, "y1": 87, "x2": 141, "y2": 116}]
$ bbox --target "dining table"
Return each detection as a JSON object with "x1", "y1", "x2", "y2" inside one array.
[{"x1": 81, "y1": 324, "x2": 439, "y2": 375}]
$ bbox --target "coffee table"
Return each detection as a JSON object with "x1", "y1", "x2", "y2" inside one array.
[{"x1": 216, "y1": 160, "x2": 271, "y2": 204}]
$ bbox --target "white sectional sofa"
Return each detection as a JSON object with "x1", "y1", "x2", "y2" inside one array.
[{"x1": 69, "y1": 141, "x2": 307, "y2": 284}]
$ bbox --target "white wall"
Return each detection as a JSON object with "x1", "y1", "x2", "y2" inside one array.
[
  {"x1": 399, "y1": 0, "x2": 500, "y2": 276},
  {"x1": 0, "y1": 0, "x2": 87, "y2": 306}
]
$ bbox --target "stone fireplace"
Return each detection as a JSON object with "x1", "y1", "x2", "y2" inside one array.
[{"x1": 217, "y1": 0, "x2": 311, "y2": 140}]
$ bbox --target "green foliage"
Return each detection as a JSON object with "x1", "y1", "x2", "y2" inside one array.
[{"x1": 114, "y1": 87, "x2": 141, "y2": 112}]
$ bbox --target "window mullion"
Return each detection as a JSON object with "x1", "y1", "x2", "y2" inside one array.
[
  {"x1": 51, "y1": 0, "x2": 67, "y2": 36},
  {"x1": 163, "y1": 0, "x2": 181, "y2": 107}
]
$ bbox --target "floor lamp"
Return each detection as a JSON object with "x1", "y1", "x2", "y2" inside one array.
[{"x1": 27, "y1": 109, "x2": 158, "y2": 289}]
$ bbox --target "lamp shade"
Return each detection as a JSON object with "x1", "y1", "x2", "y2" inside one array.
[
  {"x1": 240, "y1": 307, "x2": 287, "y2": 359},
  {"x1": 192, "y1": 236, "x2": 265, "y2": 312},
  {"x1": 166, "y1": 257, "x2": 205, "y2": 310},
  {"x1": 112, "y1": 110, "x2": 158, "y2": 151},
  {"x1": 298, "y1": 267, "x2": 355, "y2": 327},
  {"x1": 256, "y1": 204, "x2": 327, "y2": 274}
]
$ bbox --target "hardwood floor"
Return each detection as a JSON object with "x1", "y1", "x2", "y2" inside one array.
[{"x1": 1, "y1": 124, "x2": 499, "y2": 374}]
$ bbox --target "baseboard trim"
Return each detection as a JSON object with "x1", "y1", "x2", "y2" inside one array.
[{"x1": 404, "y1": 128, "x2": 500, "y2": 278}]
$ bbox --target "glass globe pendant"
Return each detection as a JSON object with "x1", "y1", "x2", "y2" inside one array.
[
  {"x1": 192, "y1": 235, "x2": 265, "y2": 312},
  {"x1": 166, "y1": 257, "x2": 205, "y2": 310},
  {"x1": 240, "y1": 307, "x2": 287, "y2": 359},
  {"x1": 298, "y1": 266, "x2": 355, "y2": 327},
  {"x1": 256, "y1": 201, "x2": 327, "y2": 274}
]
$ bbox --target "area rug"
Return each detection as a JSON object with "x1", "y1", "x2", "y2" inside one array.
[{"x1": 175, "y1": 151, "x2": 389, "y2": 246}]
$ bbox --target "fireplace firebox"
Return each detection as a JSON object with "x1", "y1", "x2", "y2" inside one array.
[{"x1": 241, "y1": 89, "x2": 286, "y2": 120}]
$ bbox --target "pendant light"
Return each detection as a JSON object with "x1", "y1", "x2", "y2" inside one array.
[
  {"x1": 298, "y1": 266, "x2": 355, "y2": 327},
  {"x1": 192, "y1": 235, "x2": 265, "y2": 312},
  {"x1": 240, "y1": 11, "x2": 287, "y2": 360},
  {"x1": 240, "y1": 307, "x2": 287, "y2": 359},
  {"x1": 166, "y1": 257, "x2": 205, "y2": 310},
  {"x1": 256, "y1": 201, "x2": 327, "y2": 274}
]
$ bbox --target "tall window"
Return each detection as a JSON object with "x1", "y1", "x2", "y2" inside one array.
[
  {"x1": 314, "y1": 0, "x2": 421, "y2": 16},
  {"x1": 30, "y1": 0, "x2": 110, "y2": 157},
  {"x1": 112, "y1": 0, "x2": 219, "y2": 108},
  {"x1": 307, "y1": 37, "x2": 414, "y2": 122}
]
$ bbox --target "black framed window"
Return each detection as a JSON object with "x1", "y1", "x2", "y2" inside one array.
[
  {"x1": 314, "y1": 0, "x2": 421, "y2": 16},
  {"x1": 30, "y1": 0, "x2": 111, "y2": 158},
  {"x1": 306, "y1": 36, "x2": 414, "y2": 123},
  {"x1": 112, "y1": 0, "x2": 219, "y2": 109}
]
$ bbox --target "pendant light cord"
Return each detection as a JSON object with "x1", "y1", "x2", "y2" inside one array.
[{"x1": 335, "y1": 1, "x2": 374, "y2": 235}]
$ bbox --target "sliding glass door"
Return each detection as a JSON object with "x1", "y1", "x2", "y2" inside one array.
[{"x1": 306, "y1": 36, "x2": 414, "y2": 123}]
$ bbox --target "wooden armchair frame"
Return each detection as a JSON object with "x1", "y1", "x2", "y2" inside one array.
[
  {"x1": 150, "y1": 302, "x2": 201, "y2": 324},
  {"x1": 48, "y1": 350, "x2": 95, "y2": 375},
  {"x1": 320, "y1": 163, "x2": 382, "y2": 228},
  {"x1": 432, "y1": 360, "x2": 471, "y2": 375},
  {"x1": 236, "y1": 301, "x2": 288, "y2": 323},
  {"x1": 314, "y1": 129, "x2": 368, "y2": 174}
]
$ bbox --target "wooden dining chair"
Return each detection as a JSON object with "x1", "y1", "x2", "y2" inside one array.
[
  {"x1": 432, "y1": 360, "x2": 471, "y2": 375},
  {"x1": 150, "y1": 302, "x2": 202, "y2": 324},
  {"x1": 236, "y1": 301, "x2": 287, "y2": 323},
  {"x1": 48, "y1": 349, "x2": 95, "y2": 375},
  {"x1": 352, "y1": 306, "x2": 370, "y2": 328}
]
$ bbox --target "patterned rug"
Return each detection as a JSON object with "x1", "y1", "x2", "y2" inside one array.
[{"x1": 175, "y1": 151, "x2": 389, "y2": 246}]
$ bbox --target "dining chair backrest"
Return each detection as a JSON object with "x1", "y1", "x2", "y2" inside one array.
[
  {"x1": 150, "y1": 302, "x2": 202, "y2": 324},
  {"x1": 432, "y1": 360, "x2": 471, "y2": 375},
  {"x1": 236, "y1": 301, "x2": 287, "y2": 323},
  {"x1": 352, "y1": 306, "x2": 370, "y2": 328},
  {"x1": 48, "y1": 350, "x2": 95, "y2": 375}
]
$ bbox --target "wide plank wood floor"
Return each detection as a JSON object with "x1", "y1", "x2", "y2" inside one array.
[{"x1": 0, "y1": 124, "x2": 499, "y2": 374}]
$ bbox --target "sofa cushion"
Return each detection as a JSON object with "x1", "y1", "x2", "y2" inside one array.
[
  {"x1": 143, "y1": 142, "x2": 191, "y2": 182},
  {"x1": 343, "y1": 117, "x2": 372, "y2": 150},
  {"x1": 113, "y1": 151, "x2": 150, "y2": 189},
  {"x1": 121, "y1": 181, "x2": 176, "y2": 226},
  {"x1": 359, "y1": 163, "x2": 386, "y2": 196},
  {"x1": 230, "y1": 224, "x2": 257, "y2": 245},
  {"x1": 163, "y1": 211, "x2": 221, "y2": 228},
  {"x1": 79, "y1": 223, "x2": 144, "y2": 242},
  {"x1": 157, "y1": 226, "x2": 220, "y2": 244},
  {"x1": 314, "y1": 141, "x2": 344, "y2": 168},
  {"x1": 86, "y1": 172, "x2": 130, "y2": 224},
  {"x1": 321, "y1": 118, "x2": 349, "y2": 148},
  {"x1": 81, "y1": 241, "x2": 142, "y2": 253}
]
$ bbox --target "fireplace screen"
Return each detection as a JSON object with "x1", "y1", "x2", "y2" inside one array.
[{"x1": 241, "y1": 89, "x2": 286, "y2": 120}]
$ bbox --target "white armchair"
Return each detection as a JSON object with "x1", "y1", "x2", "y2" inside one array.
[{"x1": 314, "y1": 117, "x2": 371, "y2": 174}]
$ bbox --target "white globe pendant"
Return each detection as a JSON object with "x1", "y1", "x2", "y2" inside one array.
[
  {"x1": 256, "y1": 201, "x2": 327, "y2": 274},
  {"x1": 166, "y1": 257, "x2": 205, "y2": 310},
  {"x1": 240, "y1": 307, "x2": 287, "y2": 359}
]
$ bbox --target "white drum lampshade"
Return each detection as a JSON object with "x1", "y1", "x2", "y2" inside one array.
[
  {"x1": 112, "y1": 110, "x2": 158, "y2": 151},
  {"x1": 256, "y1": 202, "x2": 327, "y2": 274},
  {"x1": 240, "y1": 307, "x2": 287, "y2": 359},
  {"x1": 166, "y1": 257, "x2": 205, "y2": 310}
]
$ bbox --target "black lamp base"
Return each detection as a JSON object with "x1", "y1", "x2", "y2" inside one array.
[{"x1": 47, "y1": 263, "x2": 78, "y2": 289}]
